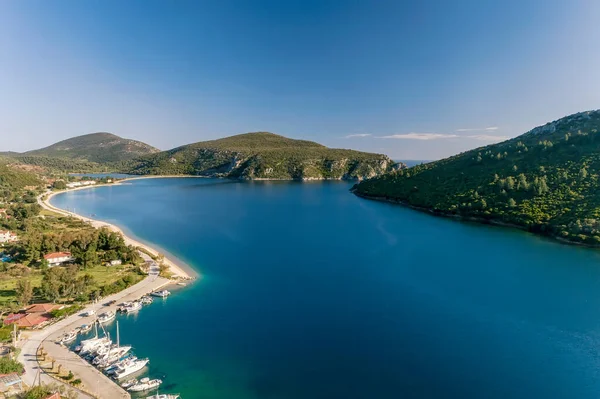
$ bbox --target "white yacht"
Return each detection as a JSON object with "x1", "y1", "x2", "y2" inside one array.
[
  {"x1": 93, "y1": 345, "x2": 132, "y2": 366},
  {"x1": 145, "y1": 395, "x2": 179, "y2": 399},
  {"x1": 97, "y1": 311, "x2": 116, "y2": 324},
  {"x1": 121, "y1": 378, "x2": 138, "y2": 389},
  {"x1": 114, "y1": 358, "x2": 150, "y2": 379},
  {"x1": 78, "y1": 336, "x2": 111, "y2": 355},
  {"x1": 140, "y1": 296, "x2": 153, "y2": 305},
  {"x1": 79, "y1": 324, "x2": 93, "y2": 334},
  {"x1": 107, "y1": 356, "x2": 138, "y2": 375},
  {"x1": 150, "y1": 290, "x2": 170, "y2": 298},
  {"x1": 58, "y1": 330, "x2": 77, "y2": 344},
  {"x1": 128, "y1": 377, "x2": 162, "y2": 392},
  {"x1": 123, "y1": 301, "x2": 142, "y2": 313}
]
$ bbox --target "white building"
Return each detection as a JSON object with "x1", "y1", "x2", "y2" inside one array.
[
  {"x1": 44, "y1": 252, "x2": 73, "y2": 266},
  {"x1": 66, "y1": 180, "x2": 97, "y2": 189},
  {"x1": 0, "y1": 231, "x2": 18, "y2": 243},
  {"x1": 108, "y1": 259, "x2": 122, "y2": 266}
]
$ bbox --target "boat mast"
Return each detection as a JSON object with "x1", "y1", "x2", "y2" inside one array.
[{"x1": 116, "y1": 320, "x2": 120, "y2": 347}]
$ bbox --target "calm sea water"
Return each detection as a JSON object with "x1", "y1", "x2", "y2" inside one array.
[{"x1": 51, "y1": 178, "x2": 600, "y2": 399}]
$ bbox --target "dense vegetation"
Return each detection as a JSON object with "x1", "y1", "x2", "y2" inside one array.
[
  {"x1": 0, "y1": 164, "x2": 145, "y2": 310},
  {"x1": 125, "y1": 132, "x2": 401, "y2": 179},
  {"x1": 7, "y1": 155, "x2": 109, "y2": 173},
  {"x1": 0, "y1": 163, "x2": 42, "y2": 191},
  {"x1": 21, "y1": 132, "x2": 159, "y2": 163},
  {"x1": 354, "y1": 110, "x2": 600, "y2": 245}
]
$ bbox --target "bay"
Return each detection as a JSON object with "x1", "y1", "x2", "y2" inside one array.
[{"x1": 51, "y1": 178, "x2": 600, "y2": 399}]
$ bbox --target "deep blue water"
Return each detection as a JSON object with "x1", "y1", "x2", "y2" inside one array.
[{"x1": 52, "y1": 178, "x2": 600, "y2": 399}]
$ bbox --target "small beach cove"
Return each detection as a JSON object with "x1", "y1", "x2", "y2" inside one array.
[{"x1": 47, "y1": 177, "x2": 600, "y2": 399}]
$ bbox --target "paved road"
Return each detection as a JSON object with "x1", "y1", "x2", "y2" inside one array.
[{"x1": 18, "y1": 263, "x2": 169, "y2": 398}]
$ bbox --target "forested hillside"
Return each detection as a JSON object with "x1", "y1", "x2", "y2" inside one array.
[
  {"x1": 125, "y1": 132, "x2": 401, "y2": 180},
  {"x1": 354, "y1": 110, "x2": 600, "y2": 246}
]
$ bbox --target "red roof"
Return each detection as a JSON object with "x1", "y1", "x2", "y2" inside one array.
[
  {"x1": 14, "y1": 314, "x2": 51, "y2": 328},
  {"x1": 43, "y1": 252, "x2": 71, "y2": 260},
  {"x1": 45, "y1": 393, "x2": 61, "y2": 399},
  {"x1": 26, "y1": 303, "x2": 60, "y2": 313},
  {"x1": 3, "y1": 314, "x2": 25, "y2": 325}
]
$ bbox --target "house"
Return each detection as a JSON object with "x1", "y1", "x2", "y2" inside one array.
[
  {"x1": 0, "y1": 209, "x2": 9, "y2": 219},
  {"x1": 45, "y1": 394, "x2": 61, "y2": 399},
  {"x1": 3, "y1": 303, "x2": 62, "y2": 329},
  {"x1": 66, "y1": 180, "x2": 97, "y2": 189},
  {"x1": 43, "y1": 252, "x2": 73, "y2": 266},
  {"x1": 108, "y1": 259, "x2": 122, "y2": 266},
  {"x1": 0, "y1": 231, "x2": 18, "y2": 243},
  {"x1": 0, "y1": 373, "x2": 23, "y2": 395}
]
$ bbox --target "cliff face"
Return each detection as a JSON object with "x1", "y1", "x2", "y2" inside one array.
[{"x1": 125, "y1": 132, "x2": 404, "y2": 180}]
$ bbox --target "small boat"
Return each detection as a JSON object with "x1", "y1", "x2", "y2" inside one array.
[
  {"x1": 176, "y1": 282, "x2": 186, "y2": 286},
  {"x1": 128, "y1": 377, "x2": 162, "y2": 392},
  {"x1": 140, "y1": 296, "x2": 153, "y2": 305},
  {"x1": 151, "y1": 290, "x2": 170, "y2": 298},
  {"x1": 107, "y1": 356, "x2": 137, "y2": 375},
  {"x1": 122, "y1": 301, "x2": 142, "y2": 313},
  {"x1": 113, "y1": 358, "x2": 150, "y2": 379},
  {"x1": 121, "y1": 378, "x2": 138, "y2": 389},
  {"x1": 145, "y1": 394, "x2": 179, "y2": 399},
  {"x1": 79, "y1": 324, "x2": 93, "y2": 334},
  {"x1": 97, "y1": 311, "x2": 116, "y2": 324},
  {"x1": 58, "y1": 331, "x2": 77, "y2": 344}
]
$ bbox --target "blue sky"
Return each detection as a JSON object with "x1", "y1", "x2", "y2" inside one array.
[{"x1": 1, "y1": 1, "x2": 599, "y2": 159}]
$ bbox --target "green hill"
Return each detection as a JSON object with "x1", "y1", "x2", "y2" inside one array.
[
  {"x1": 124, "y1": 132, "x2": 401, "y2": 180},
  {"x1": 0, "y1": 163, "x2": 41, "y2": 192},
  {"x1": 24, "y1": 132, "x2": 159, "y2": 163},
  {"x1": 353, "y1": 110, "x2": 600, "y2": 246}
]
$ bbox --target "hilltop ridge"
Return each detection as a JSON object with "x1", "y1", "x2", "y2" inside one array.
[
  {"x1": 124, "y1": 132, "x2": 402, "y2": 180},
  {"x1": 353, "y1": 110, "x2": 600, "y2": 246},
  {"x1": 23, "y1": 132, "x2": 160, "y2": 163}
]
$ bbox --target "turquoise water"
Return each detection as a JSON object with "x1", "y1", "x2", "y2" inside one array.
[{"x1": 52, "y1": 178, "x2": 600, "y2": 399}]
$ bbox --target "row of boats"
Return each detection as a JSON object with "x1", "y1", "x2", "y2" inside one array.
[{"x1": 57, "y1": 289, "x2": 178, "y2": 398}]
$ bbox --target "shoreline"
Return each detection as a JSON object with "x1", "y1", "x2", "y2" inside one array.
[
  {"x1": 38, "y1": 180, "x2": 196, "y2": 279},
  {"x1": 352, "y1": 191, "x2": 599, "y2": 249}
]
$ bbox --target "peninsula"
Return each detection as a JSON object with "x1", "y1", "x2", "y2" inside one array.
[{"x1": 353, "y1": 110, "x2": 600, "y2": 247}]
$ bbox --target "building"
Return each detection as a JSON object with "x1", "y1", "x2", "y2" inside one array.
[
  {"x1": 0, "y1": 231, "x2": 18, "y2": 243},
  {"x1": 108, "y1": 259, "x2": 122, "y2": 266},
  {"x1": 0, "y1": 373, "x2": 23, "y2": 396},
  {"x1": 66, "y1": 180, "x2": 97, "y2": 189},
  {"x1": 3, "y1": 304, "x2": 62, "y2": 329},
  {"x1": 43, "y1": 251, "x2": 73, "y2": 266}
]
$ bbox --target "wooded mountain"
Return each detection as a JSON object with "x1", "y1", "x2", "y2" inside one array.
[
  {"x1": 23, "y1": 132, "x2": 159, "y2": 163},
  {"x1": 124, "y1": 132, "x2": 401, "y2": 180},
  {"x1": 353, "y1": 110, "x2": 600, "y2": 246}
]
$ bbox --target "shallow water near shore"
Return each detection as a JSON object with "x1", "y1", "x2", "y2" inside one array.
[{"x1": 52, "y1": 178, "x2": 600, "y2": 399}]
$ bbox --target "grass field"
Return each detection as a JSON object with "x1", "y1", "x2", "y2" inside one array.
[{"x1": 0, "y1": 264, "x2": 141, "y2": 309}]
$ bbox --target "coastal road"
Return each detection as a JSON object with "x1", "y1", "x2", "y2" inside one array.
[{"x1": 18, "y1": 273, "x2": 171, "y2": 398}]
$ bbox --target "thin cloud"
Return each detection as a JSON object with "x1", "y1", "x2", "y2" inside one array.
[
  {"x1": 455, "y1": 126, "x2": 499, "y2": 132},
  {"x1": 379, "y1": 133, "x2": 459, "y2": 140},
  {"x1": 468, "y1": 134, "x2": 510, "y2": 142},
  {"x1": 344, "y1": 133, "x2": 372, "y2": 138}
]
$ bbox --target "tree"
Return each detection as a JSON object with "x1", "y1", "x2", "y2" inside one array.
[
  {"x1": 15, "y1": 280, "x2": 33, "y2": 307},
  {"x1": 508, "y1": 198, "x2": 517, "y2": 208},
  {"x1": 506, "y1": 176, "x2": 515, "y2": 190},
  {"x1": 52, "y1": 180, "x2": 67, "y2": 190}
]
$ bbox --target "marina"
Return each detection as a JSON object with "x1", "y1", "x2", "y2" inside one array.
[{"x1": 59, "y1": 292, "x2": 178, "y2": 397}]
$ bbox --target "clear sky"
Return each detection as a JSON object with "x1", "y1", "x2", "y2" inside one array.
[{"x1": 1, "y1": 1, "x2": 599, "y2": 160}]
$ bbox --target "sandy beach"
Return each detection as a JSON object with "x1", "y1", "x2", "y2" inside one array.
[{"x1": 38, "y1": 180, "x2": 196, "y2": 280}]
